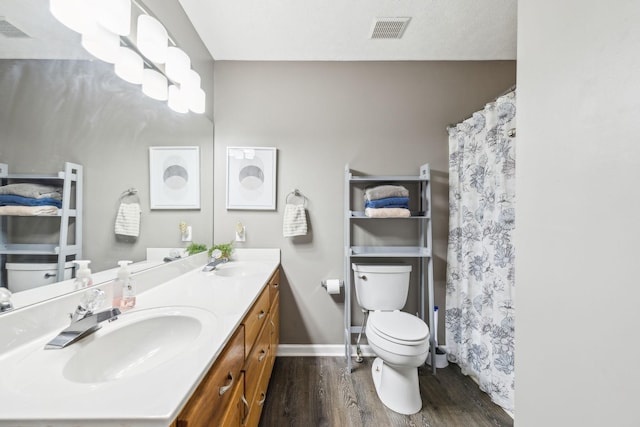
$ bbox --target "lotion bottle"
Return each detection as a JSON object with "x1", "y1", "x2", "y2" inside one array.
[
  {"x1": 117, "y1": 260, "x2": 136, "y2": 311},
  {"x1": 112, "y1": 260, "x2": 131, "y2": 308},
  {"x1": 73, "y1": 260, "x2": 93, "y2": 289}
]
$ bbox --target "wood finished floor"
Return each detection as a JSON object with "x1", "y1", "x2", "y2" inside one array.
[{"x1": 259, "y1": 357, "x2": 513, "y2": 427}]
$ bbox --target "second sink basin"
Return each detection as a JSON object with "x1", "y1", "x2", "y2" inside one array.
[
  {"x1": 213, "y1": 261, "x2": 270, "y2": 278},
  {"x1": 62, "y1": 306, "x2": 217, "y2": 383}
]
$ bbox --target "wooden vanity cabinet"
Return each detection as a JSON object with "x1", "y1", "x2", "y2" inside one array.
[
  {"x1": 172, "y1": 267, "x2": 280, "y2": 427},
  {"x1": 175, "y1": 326, "x2": 245, "y2": 427}
]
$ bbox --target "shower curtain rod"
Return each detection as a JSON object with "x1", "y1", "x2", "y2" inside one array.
[{"x1": 447, "y1": 84, "x2": 517, "y2": 130}]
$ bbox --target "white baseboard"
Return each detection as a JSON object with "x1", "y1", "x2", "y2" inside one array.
[
  {"x1": 276, "y1": 344, "x2": 376, "y2": 357},
  {"x1": 277, "y1": 344, "x2": 449, "y2": 358}
]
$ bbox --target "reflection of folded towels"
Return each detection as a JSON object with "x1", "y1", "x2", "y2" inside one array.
[
  {"x1": 364, "y1": 197, "x2": 409, "y2": 209},
  {"x1": 0, "y1": 183, "x2": 62, "y2": 200},
  {"x1": 115, "y1": 203, "x2": 141, "y2": 237},
  {"x1": 283, "y1": 204, "x2": 308, "y2": 237},
  {"x1": 0, "y1": 205, "x2": 59, "y2": 216},
  {"x1": 365, "y1": 185, "x2": 408, "y2": 201},
  {"x1": 365, "y1": 207, "x2": 411, "y2": 218},
  {"x1": 0, "y1": 194, "x2": 62, "y2": 208}
]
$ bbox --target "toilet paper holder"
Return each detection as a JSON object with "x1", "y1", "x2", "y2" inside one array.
[{"x1": 321, "y1": 279, "x2": 343, "y2": 293}]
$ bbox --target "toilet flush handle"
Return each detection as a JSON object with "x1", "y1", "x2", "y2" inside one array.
[{"x1": 357, "y1": 274, "x2": 367, "y2": 281}]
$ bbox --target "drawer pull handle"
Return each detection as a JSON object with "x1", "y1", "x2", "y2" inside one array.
[
  {"x1": 241, "y1": 394, "x2": 249, "y2": 424},
  {"x1": 258, "y1": 349, "x2": 267, "y2": 362},
  {"x1": 258, "y1": 310, "x2": 266, "y2": 320},
  {"x1": 219, "y1": 371, "x2": 234, "y2": 396},
  {"x1": 258, "y1": 392, "x2": 266, "y2": 406},
  {"x1": 272, "y1": 283, "x2": 279, "y2": 288}
]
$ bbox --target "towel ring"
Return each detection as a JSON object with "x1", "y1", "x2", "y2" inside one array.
[
  {"x1": 286, "y1": 189, "x2": 307, "y2": 206},
  {"x1": 119, "y1": 188, "x2": 140, "y2": 204}
]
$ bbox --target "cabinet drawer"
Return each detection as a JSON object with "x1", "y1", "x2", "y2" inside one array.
[
  {"x1": 176, "y1": 327, "x2": 245, "y2": 427},
  {"x1": 244, "y1": 319, "x2": 271, "y2": 405},
  {"x1": 220, "y1": 372, "x2": 244, "y2": 427},
  {"x1": 243, "y1": 359, "x2": 273, "y2": 427},
  {"x1": 243, "y1": 285, "x2": 270, "y2": 358},
  {"x1": 268, "y1": 269, "x2": 280, "y2": 304}
]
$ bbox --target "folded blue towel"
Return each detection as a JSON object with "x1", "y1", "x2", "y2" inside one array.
[
  {"x1": 364, "y1": 197, "x2": 409, "y2": 209},
  {"x1": 0, "y1": 194, "x2": 62, "y2": 208}
]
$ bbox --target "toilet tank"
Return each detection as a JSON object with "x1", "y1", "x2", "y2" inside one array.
[{"x1": 351, "y1": 263, "x2": 412, "y2": 311}]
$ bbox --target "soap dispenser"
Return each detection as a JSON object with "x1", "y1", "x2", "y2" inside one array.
[
  {"x1": 116, "y1": 260, "x2": 136, "y2": 311},
  {"x1": 112, "y1": 260, "x2": 130, "y2": 309},
  {"x1": 73, "y1": 260, "x2": 93, "y2": 289}
]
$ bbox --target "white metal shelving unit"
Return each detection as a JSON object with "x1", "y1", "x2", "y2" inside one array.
[
  {"x1": 0, "y1": 162, "x2": 83, "y2": 288},
  {"x1": 344, "y1": 163, "x2": 436, "y2": 374}
]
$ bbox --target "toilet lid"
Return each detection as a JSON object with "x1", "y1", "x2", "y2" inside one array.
[{"x1": 368, "y1": 311, "x2": 429, "y2": 344}]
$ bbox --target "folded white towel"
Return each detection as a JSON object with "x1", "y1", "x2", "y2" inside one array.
[
  {"x1": 115, "y1": 202, "x2": 141, "y2": 237},
  {"x1": 365, "y1": 207, "x2": 411, "y2": 218},
  {"x1": 0, "y1": 205, "x2": 59, "y2": 216},
  {"x1": 283, "y1": 204, "x2": 308, "y2": 237}
]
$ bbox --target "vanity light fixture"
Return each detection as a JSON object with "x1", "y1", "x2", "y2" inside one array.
[
  {"x1": 168, "y1": 85, "x2": 189, "y2": 114},
  {"x1": 49, "y1": 0, "x2": 206, "y2": 114},
  {"x1": 97, "y1": 0, "x2": 131, "y2": 36},
  {"x1": 137, "y1": 15, "x2": 168, "y2": 64},
  {"x1": 165, "y1": 46, "x2": 191, "y2": 84},
  {"x1": 142, "y1": 69, "x2": 169, "y2": 101},
  {"x1": 81, "y1": 24, "x2": 121, "y2": 63},
  {"x1": 114, "y1": 47, "x2": 144, "y2": 84}
]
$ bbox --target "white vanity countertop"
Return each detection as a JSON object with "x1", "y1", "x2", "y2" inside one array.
[{"x1": 0, "y1": 248, "x2": 280, "y2": 427}]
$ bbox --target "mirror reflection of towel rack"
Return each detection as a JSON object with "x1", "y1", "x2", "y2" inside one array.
[{"x1": 286, "y1": 189, "x2": 307, "y2": 206}]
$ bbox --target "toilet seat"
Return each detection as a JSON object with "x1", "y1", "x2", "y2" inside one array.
[{"x1": 368, "y1": 311, "x2": 429, "y2": 345}]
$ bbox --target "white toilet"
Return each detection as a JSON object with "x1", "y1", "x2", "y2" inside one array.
[{"x1": 352, "y1": 263, "x2": 430, "y2": 415}]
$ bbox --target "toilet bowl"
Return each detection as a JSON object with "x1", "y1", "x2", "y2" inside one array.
[
  {"x1": 352, "y1": 263, "x2": 430, "y2": 415},
  {"x1": 367, "y1": 310, "x2": 429, "y2": 415}
]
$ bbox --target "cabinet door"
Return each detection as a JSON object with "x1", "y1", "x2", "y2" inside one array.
[
  {"x1": 269, "y1": 293, "x2": 280, "y2": 371},
  {"x1": 220, "y1": 372, "x2": 245, "y2": 427},
  {"x1": 176, "y1": 327, "x2": 245, "y2": 427},
  {"x1": 244, "y1": 318, "x2": 271, "y2": 409},
  {"x1": 268, "y1": 269, "x2": 280, "y2": 305},
  {"x1": 243, "y1": 285, "x2": 270, "y2": 358}
]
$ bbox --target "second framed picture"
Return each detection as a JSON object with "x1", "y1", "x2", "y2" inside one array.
[{"x1": 226, "y1": 147, "x2": 277, "y2": 210}]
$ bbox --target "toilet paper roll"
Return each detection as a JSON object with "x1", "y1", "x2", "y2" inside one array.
[{"x1": 325, "y1": 279, "x2": 341, "y2": 294}]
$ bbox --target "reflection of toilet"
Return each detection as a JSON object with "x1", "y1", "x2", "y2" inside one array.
[
  {"x1": 6, "y1": 262, "x2": 74, "y2": 293},
  {"x1": 352, "y1": 263, "x2": 430, "y2": 415}
]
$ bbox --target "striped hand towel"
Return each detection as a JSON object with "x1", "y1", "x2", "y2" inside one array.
[
  {"x1": 283, "y1": 204, "x2": 307, "y2": 237},
  {"x1": 115, "y1": 202, "x2": 141, "y2": 237}
]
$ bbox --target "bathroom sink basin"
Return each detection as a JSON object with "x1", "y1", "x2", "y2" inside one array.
[
  {"x1": 213, "y1": 261, "x2": 270, "y2": 278},
  {"x1": 62, "y1": 306, "x2": 217, "y2": 383}
]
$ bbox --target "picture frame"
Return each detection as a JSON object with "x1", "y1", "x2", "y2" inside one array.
[
  {"x1": 226, "y1": 147, "x2": 277, "y2": 210},
  {"x1": 149, "y1": 146, "x2": 200, "y2": 209}
]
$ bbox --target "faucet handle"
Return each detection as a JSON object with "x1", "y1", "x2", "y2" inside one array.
[
  {"x1": 79, "y1": 288, "x2": 105, "y2": 313},
  {"x1": 0, "y1": 287, "x2": 13, "y2": 313}
]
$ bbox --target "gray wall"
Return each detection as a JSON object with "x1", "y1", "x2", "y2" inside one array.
[
  {"x1": 213, "y1": 61, "x2": 516, "y2": 345},
  {"x1": 516, "y1": 0, "x2": 640, "y2": 424}
]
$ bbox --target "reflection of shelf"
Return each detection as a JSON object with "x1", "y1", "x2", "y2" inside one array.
[
  {"x1": 0, "y1": 244, "x2": 82, "y2": 255},
  {"x1": 349, "y1": 246, "x2": 431, "y2": 257},
  {"x1": 349, "y1": 210, "x2": 430, "y2": 219},
  {"x1": 0, "y1": 162, "x2": 83, "y2": 289}
]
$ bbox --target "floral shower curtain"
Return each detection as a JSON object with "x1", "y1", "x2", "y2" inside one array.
[{"x1": 445, "y1": 90, "x2": 516, "y2": 413}]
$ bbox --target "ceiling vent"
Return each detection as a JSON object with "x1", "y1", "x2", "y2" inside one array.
[
  {"x1": 370, "y1": 17, "x2": 411, "y2": 39},
  {"x1": 0, "y1": 18, "x2": 30, "y2": 38}
]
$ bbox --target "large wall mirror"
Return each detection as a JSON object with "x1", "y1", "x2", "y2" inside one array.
[{"x1": 0, "y1": 0, "x2": 214, "y2": 309}]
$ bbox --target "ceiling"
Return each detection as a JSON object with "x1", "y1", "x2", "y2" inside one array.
[
  {"x1": 178, "y1": 0, "x2": 517, "y2": 61},
  {"x1": 0, "y1": 0, "x2": 517, "y2": 61}
]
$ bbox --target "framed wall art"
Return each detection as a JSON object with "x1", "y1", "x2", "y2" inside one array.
[
  {"x1": 149, "y1": 146, "x2": 200, "y2": 209},
  {"x1": 226, "y1": 147, "x2": 277, "y2": 210}
]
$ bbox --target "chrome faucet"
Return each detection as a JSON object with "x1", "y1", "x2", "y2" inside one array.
[
  {"x1": 45, "y1": 288, "x2": 121, "y2": 350},
  {"x1": 202, "y1": 249, "x2": 229, "y2": 272}
]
